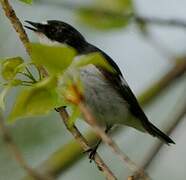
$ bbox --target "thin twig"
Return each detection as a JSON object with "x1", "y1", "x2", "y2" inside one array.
[
  {"x1": 130, "y1": 90, "x2": 186, "y2": 180},
  {"x1": 78, "y1": 102, "x2": 150, "y2": 180},
  {"x1": 0, "y1": 0, "x2": 30, "y2": 54},
  {"x1": 58, "y1": 107, "x2": 117, "y2": 180},
  {"x1": 36, "y1": 1, "x2": 186, "y2": 29},
  {"x1": 0, "y1": 1, "x2": 55, "y2": 179},
  {"x1": 65, "y1": 84, "x2": 149, "y2": 179},
  {"x1": 135, "y1": 16, "x2": 186, "y2": 28},
  {"x1": 24, "y1": 58, "x2": 186, "y2": 179},
  {"x1": 0, "y1": 0, "x2": 116, "y2": 179}
]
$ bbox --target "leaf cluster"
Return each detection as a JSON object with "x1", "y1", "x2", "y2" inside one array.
[{"x1": 0, "y1": 43, "x2": 113, "y2": 125}]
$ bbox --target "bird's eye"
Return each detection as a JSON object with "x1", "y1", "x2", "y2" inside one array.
[{"x1": 51, "y1": 27, "x2": 57, "y2": 33}]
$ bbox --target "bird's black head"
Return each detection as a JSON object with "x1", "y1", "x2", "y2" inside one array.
[{"x1": 25, "y1": 20, "x2": 87, "y2": 52}]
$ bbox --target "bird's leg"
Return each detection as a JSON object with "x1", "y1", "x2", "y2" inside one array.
[
  {"x1": 55, "y1": 106, "x2": 67, "y2": 112},
  {"x1": 86, "y1": 139, "x2": 102, "y2": 162},
  {"x1": 86, "y1": 125, "x2": 112, "y2": 162}
]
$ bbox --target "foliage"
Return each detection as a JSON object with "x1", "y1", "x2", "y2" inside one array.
[
  {"x1": 18, "y1": 0, "x2": 32, "y2": 4},
  {"x1": 0, "y1": 43, "x2": 114, "y2": 124},
  {"x1": 30, "y1": 43, "x2": 77, "y2": 75},
  {"x1": 1, "y1": 57, "x2": 24, "y2": 80},
  {"x1": 77, "y1": 0, "x2": 133, "y2": 30}
]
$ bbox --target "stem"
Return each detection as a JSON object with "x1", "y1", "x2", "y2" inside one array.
[
  {"x1": 37, "y1": 1, "x2": 186, "y2": 29},
  {"x1": 139, "y1": 59, "x2": 186, "y2": 105},
  {"x1": 0, "y1": 0, "x2": 115, "y2": 179},
  {"x1": 135, "y1": 16, "x2": 186, "y2": 28},
  {"x1": 65, "y1": 84, "x2": 149, "y2": 179},
  {"x1": 130, "y1": 92, "x2": 186, "y2": 180},
  {"x1": 0, "y1": 1, "x2": 52, "y2": 179},
  {"x1": 58, "y1": 107, "x2": 117, "y2": 180},
  {"x1": 78, "y1": 102, "x2": 149, "y2": 180},
  {"x1": 0, "y1": 0, "x2": 30, "y2": 54}
]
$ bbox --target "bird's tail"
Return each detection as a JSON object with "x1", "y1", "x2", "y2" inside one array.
[{"x1": 142, "y1": 120, "x2": 175, "y2": 145}]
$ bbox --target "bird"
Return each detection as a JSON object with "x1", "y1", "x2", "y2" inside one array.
[{"x1": 25, "y1": 20, "x2": 175, "y2": 159}]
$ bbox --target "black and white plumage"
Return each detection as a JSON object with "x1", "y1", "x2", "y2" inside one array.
[{"x1": 25, "y1": 20, "x2": 175, "y2": 145}]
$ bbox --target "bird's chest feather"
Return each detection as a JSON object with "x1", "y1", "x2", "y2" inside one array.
[{"x1": 80, "y1": 65, "x2": 129, "y2": 126}]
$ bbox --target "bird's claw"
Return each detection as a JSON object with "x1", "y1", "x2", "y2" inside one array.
[
  {"x1": 54, "y1": 108, "x2": 60, "y2": 112},
  {"x1": 84, "y1": 147, "x2": 98, "y2": 162}
]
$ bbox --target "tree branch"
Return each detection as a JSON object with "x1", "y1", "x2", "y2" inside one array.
[
  {"x1": 36, "y1": 1, "x2": 186, "y2": 29},
  {"x1": 25, "y1": 58, "x2": 186, "y2": 179},
  {"x1": 58, "y1": 107, "x2": 117, "y2": 180},
  {"x1": 0, "y1": 0, "x2": 116, "y2": 179},
  {"x1": 63, "y1": 83, "x2": 149, "y2": 178},
  {"x1": 1, "y1": 0, "x2": 185, "y2": 179},
  {"x1": 130, "y1": 92, "x2": 186, "y2": 180},
  {"x1": 78, "y1": 102, "x2": 149, "y2": 180},
  {"x1": 0, "y1": 0, "x2": 30, "y2": 54},
  {"x1": 0, "y1": 1, "x2": 54, "y2": 179}
]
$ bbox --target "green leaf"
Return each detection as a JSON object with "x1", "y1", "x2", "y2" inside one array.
[
  {"x1": 30, "y1": 43, "x2": 77, "y2": 75},
  {"x1": 8, "y1": 76, "x2": 64, "y2": 123},
  {"x1": 95, "y1": 0, "x2": 133, "y2": 13},
  {"x1": 0, "y1": 86, "x2": 11, "y2": 110},
  {"x1": 1, "y1": 57, "x2": 24, "y2": 80},
  {"x1": 77, "y1": 0, "x2": 133, "y2": 30},
  {"x1": 0, "y1": 79, "x2": 23, "y2": 110},
  {"x1": 78, "y1": 8, "x2": 127, "y2": 30},
  {"x1": 18, "y1": 0, "x2": 32, "y2": 4},
  {"x1": 67, "y1": 105, "x2": 81, "y2": 129},
  {"x1": 72, "y1": 52, "x2": 115, "y2": 73}
]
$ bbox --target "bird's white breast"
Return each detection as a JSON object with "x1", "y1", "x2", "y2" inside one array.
[{"x1": 79, "y1": 64, "x2": 129, "y2": 127}]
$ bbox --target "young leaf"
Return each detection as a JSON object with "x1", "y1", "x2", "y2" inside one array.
[
  {"x1": 0, "y1": 86, "x2": 11, "y2": 110},
  {"x1": 0, "y1": 79, "x2": 23, "y2": 110},
  {"x1": 18, "y1": 0, "x2": 32, "y2": 4},
  {"x1": 1, "y1": 57, "x2": 24, "y2": 80},
  {"x1": 67, "y1": 105, "x2": 81, "y2": 129},
  {"x1": 72, "y1": 52, "x2": 115, "y2": 73},
  {"x1": 8, "y1": 76, "x2": 65, "y2": 123},
  {"x1": 95, "y1": 0, "x2": 133, "y2": 13},
  {"x1": 30, "y1": 43, "x2": 77, "y2": 75},
  {"x1": 78, "y1": 8, "x2": 128, "y2": 30}
]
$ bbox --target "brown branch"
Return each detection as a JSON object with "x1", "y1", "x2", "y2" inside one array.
[
  {"x1": 24, "y1": 58, "x2": 186, "y2": 179},
  {"x1": 36, "y1": 1, "x2": 186, "y2": 29},
  {"x1": 135, "y1": 16, "x2": 186, "y2": 28},
  {"x1": 0, "y1": 0, "x2": 116, "y2": 179},
  {"x1": 78, "y1": 102, "x2": 150, "y2": 180},
  {"x1": 58, "y1": 107, "x2": 117, "y2": 180},
  {"x1": 0, "y1": 0, "x2": 30, "y2": 54},
  {"x1": 130, "y1": 94, "x2": 186, "y2": 180},
  {"x1": 0, "y1": 1, "x2": 54, "y2": 179},
  {"x1": 65, "y1": 84, "x2": 149, "y2": 179},
  {"x1": 2, "y1": 1, "x2": 186, "y2": 179}
]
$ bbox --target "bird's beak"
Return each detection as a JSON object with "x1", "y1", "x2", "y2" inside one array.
[{"x1": 24, "y1": 21, "x2": 45, "y2": 32}]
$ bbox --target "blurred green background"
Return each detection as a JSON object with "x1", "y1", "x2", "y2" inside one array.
[{"x1": 0, "y1": 0, "x2": 186, "y2": 179}]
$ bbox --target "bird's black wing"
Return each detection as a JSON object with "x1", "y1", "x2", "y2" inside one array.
[
  {"x1": 84, "y1": 44, "x2": 146, "y2": 119},
  {"x1": 83, "y1": 43, "x2": 174, "y2": 144},
  {"x1": 97, "y1": 52, "x2": 147, "y2": 121}
]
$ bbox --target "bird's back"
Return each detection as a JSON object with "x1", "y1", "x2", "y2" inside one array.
[{"x1": 79, "y1": 43, "x2": 174, "y2": 144}]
